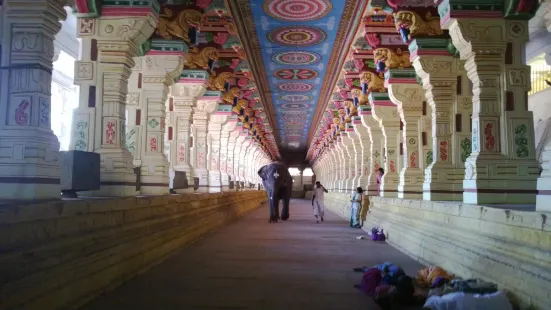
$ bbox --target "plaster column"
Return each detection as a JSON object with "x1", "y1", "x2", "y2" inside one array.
[
  {"x1": 191, "y1": 97, "x2": 218, "y2": 193},
  {"x1": 207, "y1": 112, "x2": 228, "y2": 193},
  {"x1": 361, "y1": 109, "x2": 383, "y2": 195},
  {"x1": 370, "y1": 93, "x2": 400, "y2": 198},
  {"x1": 444, "y1": 16, "x2": 538, "y2": 204},
  {"x1": 0, "y1": 0, "x2": 66, "y2": 199},
  {"x1": 413, "y1": 55, "x2": 463, "y2": 201},
  {"x1": 170, "y1": 72, "x2": 208, "y2": 192},
  {"x1": 126, "y1": 46, "x2": 185, "y2": 194},
  {"x1": 342, "y1": 129, "x2": 356, "y2": 193},
  {"x1": 353, "y1": 109, "x2": 374, "y2": 190},
  {"x1": 226, "y1": 127, "x2": 240, "y2": 189},
  {"x1": 233, "y1": 134, "x2": 246, "y2": 189},
  {"x1": 220, "y1": 116, "x2": 237, "y2": 191},
  {"x1": 238, "y1": 138, "x2": 251, "y2": 188},
  {"x1": 387, "y1": 78, "x2": 425, "y2": 199},
  {"x1": 328, "y1": 145, "x2": 337, "y2": 190},
  {"x1": 335, "y1": 137, "x2": 345, "y2": 192},
  {"x1": 348, "y1": 124, "x2": 362, "y2": 189}
]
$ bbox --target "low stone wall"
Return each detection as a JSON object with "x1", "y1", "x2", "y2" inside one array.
[
  {"x1": 325, "y1": 193, "x2": 551, "y2": 309},
  {"x1": 0, "y1": 191, "x2": 268, "y2": 310}
]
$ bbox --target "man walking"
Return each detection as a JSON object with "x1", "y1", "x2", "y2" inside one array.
[{"x1": 312, "y1": 181, "x2": 328, "y2": 223}]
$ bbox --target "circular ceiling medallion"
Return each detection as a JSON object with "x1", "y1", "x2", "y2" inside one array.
[
  {"x1": 277, "y1": 82, "x2": 314, "y2": 92},
  {"x1": 274, "y1": 68, "x2": 318, "y2": 80},
  {"x1": 267, "y1": 26, "x2": 327, "y2": 47},
  {"x1": 281, "y1": 103, "x2": 310, "y2": 109},
  {"x1": 279, "y1": 94, "x2": 313, "y2": 101},
  {"x1": 272, "y1": 51, "x2": 321, "y2": 66},
  {"x1": 263, "y1": 0, "x2": 332, "y2": 21}
]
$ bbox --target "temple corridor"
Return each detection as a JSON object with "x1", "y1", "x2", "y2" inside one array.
[{"x1": 80, "y1": 199, "x2": 421, "y2": 310}]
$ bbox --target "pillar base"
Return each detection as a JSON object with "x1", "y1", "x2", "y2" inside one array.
[
  {"x1": 380, "y1": 172, "x2": 399, "y2": 198},
  {"x1": 208, "y1": 171, "x2": 222, "y2": 193},
  {"x1": 91, "y1": 148, "x2": 137, "y2": 197},
  {"x1": 537, "y1": 177, "x2": 551, "y2": 211},
  {"x1": 140, "y1": 175, "x2": 169, "y2": 195},
  {"x1": 463, "y1": 156, "x2": 538, "y2": 205},
  {"x1": 193, "y1": 168, "x2": 209, "y2": 193},
  {"x1": 423, "y1": 163, "x2": 463, "y2": 201},
  {"x1": 398, "y1": 168, "x2": 424, "y2": 199}
]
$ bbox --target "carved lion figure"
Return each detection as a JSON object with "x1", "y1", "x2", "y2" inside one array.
[
  {"x1": 186, "y1": 47, "x2": 219, "y2": 69},
  {"x1": 393, "y1": 11, "x2": 443, "y2": 40},
  {"x1": 233, "y1": 98, "x2": 248, "y2": 114},
  {"x1": 344, "y1": 100, "x2": 358, "y2": 121},
  {"x1": 208, "y1": 72, "x2": 233, "y2": 91},
  {"x1": 223, "y1": 87, "x2": 241, "y2": 105},
  {"x1": 373, "y1": 48, "x2": 411, "y2": 70},
  {"x1": 156, "y1": 8, "x2": 202, "y2": 42},
  {"x1": 361, "y1": 71, "x2": 387, "y2": 93}
]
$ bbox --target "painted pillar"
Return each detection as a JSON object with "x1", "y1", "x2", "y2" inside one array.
[
  {"x1": 220, "y1": 116, "x2": 237, "y2": 191},
  {"x1": 412, "y1": 55, "x2": 463, "y2": 201},
  {"x1": 442, "y1": 14, "x2": 538, "y2": 204},
  {"x1": 238, "y1": 138, "x2": 251, "y2": 187},
  {"x1": 361, "y1": 108, "x2": 383, "y2": 196},
  {"x1": 169, "y1": 72, "x2": 207, "y2": 192},
  {"x1": 342, "y1": 128, "x2": 356, "y2": 193},
  {"x1": 226, "y1": 127, "x2": 241, "y2": 189},
  {"x1": 348, "y1": 123, "x2": 363, "y2": 190},
  {"x1": 370, "y1": 93, "x2": 400, "y2": 198},
  {"x1": 387, "y1": 74, "x2": 425, "y2": 199},
  {"x1": 191, "y1": 93, "x2": 219, "y2": 193},
  {"x1": 0, "y1": 0, "x2": 67, "y2": 199},
  {"x1": 353, "y1": 109, "x2": 373, "y2": 190},
  {"x1": 334, "y1": 137, "x2": 345, "y2": 192},
  {"x1": 207, "y1": 109, "x2": 228, "y2": 193},
  {"x1": 328, "y1": 145, "x2": 336, "y2": 190},
  {"x1": 126, "y1": 44, "x2": 186, "y2": 194},
  {"x1": 233, "y1": 134, "x2": 246, "y2": 189}
]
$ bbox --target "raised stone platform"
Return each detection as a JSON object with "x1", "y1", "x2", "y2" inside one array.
[
  {"x1": 0, "y1": 191, "x2": 267, "y2": 310},
  {"x1": 324, "y1": 193, "x2": 551, "y2": 310}
]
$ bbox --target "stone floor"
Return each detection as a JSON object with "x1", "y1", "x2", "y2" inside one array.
[{"x1": 81, "y1": 199, "x2": 423, "y2": 310}]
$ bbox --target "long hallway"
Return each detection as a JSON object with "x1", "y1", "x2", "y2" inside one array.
[{"x1": 81, "y1": 199, "x2": 422, "y2": 310}]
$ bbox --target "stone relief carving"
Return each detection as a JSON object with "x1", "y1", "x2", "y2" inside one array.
[{"x1": 156, "y1": 8, "x2": 202, "y2": 43}]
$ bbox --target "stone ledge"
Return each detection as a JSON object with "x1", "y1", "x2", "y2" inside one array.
[
  {"x1": 0, "y1": 191, "x2": 268, "y2": 310},
  {"x1": 326, "y1": 196, "x2": 551, "y2": 310}
]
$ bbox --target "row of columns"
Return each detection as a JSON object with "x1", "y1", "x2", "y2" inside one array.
[
  {"x1": 312, "y1": 12, "x2": 545, "y2": 208},
  {"x1": 0, "y1": 1, "x2": 269, "y2": 199}
]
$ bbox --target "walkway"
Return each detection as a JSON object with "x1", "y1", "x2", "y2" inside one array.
[{"x1": 81, "y1": 199, "x2": 422, "y2": 310}]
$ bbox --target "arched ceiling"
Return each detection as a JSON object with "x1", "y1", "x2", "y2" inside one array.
[{"x1": 228, "y1": 0, "x2": 368, "y2": 157}]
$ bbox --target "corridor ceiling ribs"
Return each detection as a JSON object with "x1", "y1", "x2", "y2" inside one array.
[{"x1": 227, "y1": 0, "x2": 367, "y2": 154}]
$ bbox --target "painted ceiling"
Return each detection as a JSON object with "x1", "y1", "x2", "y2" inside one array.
[{"x1": 247, "y1": 0, "x2": 346, "y2": 150}]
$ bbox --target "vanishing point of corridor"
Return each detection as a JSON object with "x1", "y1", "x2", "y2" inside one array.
[{"x1": 81, "y1": 199, "x2": 421, "y2": 310}]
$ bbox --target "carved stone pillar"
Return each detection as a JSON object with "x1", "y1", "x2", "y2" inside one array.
[
  {"x1": 191, "y1": 95, "x2": 218, "y2": 193},
  {"x1": 342, "y1": 129, "x2": 356, "y2": 193},
  {"x1": 334, "y1": 137, "x2": 345, "y2": 192},
  {"x1": 170, "y1": 73, "x2": 207, "y2": 192},
  {"x1": 360, "y1": 108, "x2": 382, "y2": 195},
  {"x1": 350, "y1": 119, "x2": 364, "y2": 189},
  {"x1": 370, "y1": 93, "x2": 400, "y2": 198},
  {"x1": 125, "y1": 46, "x2": 185, "y2": 194},
  {"x1": 220, "y1": 116, "x2": 237, "y2": 191},
  {"x1": 238, "y1": 138, "x2": 251, "y2": 186},
  {"x1": 226, "y1": 127, "x2": 240, "y2": 189},
  {"x1": 233, "y1": 134, "x2": 246, "y2": 188},
  {"x1": 387, "y1": 76, "x2": 425, "y2": 199},
  {"x1": 443, "y1": 15, "x2": 538, "y2": 204},
  {"x1": 412, "y1": 55, "x2": 463, "y2": 201},
  {"x1": 328, "y1": 145, "x2": 337, "y2": 190},
  {"x1": 0, "y1": 0, "x2": 66, "y2": 199},
  {"x1": 207, "y1": 110, "x2": 227, "y2": 193}
]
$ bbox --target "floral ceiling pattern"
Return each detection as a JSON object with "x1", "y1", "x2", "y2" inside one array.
[{"x1": 249, "y1": 0, "x2": 346, "y2": 149}]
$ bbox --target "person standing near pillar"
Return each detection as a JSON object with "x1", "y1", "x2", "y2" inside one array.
[
  {"x1": 350, "y1": 187, "x2": 364, "y2": 229},
  {"x1": 312, "y1": 181, "x2": 328, "y2": 223}
]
